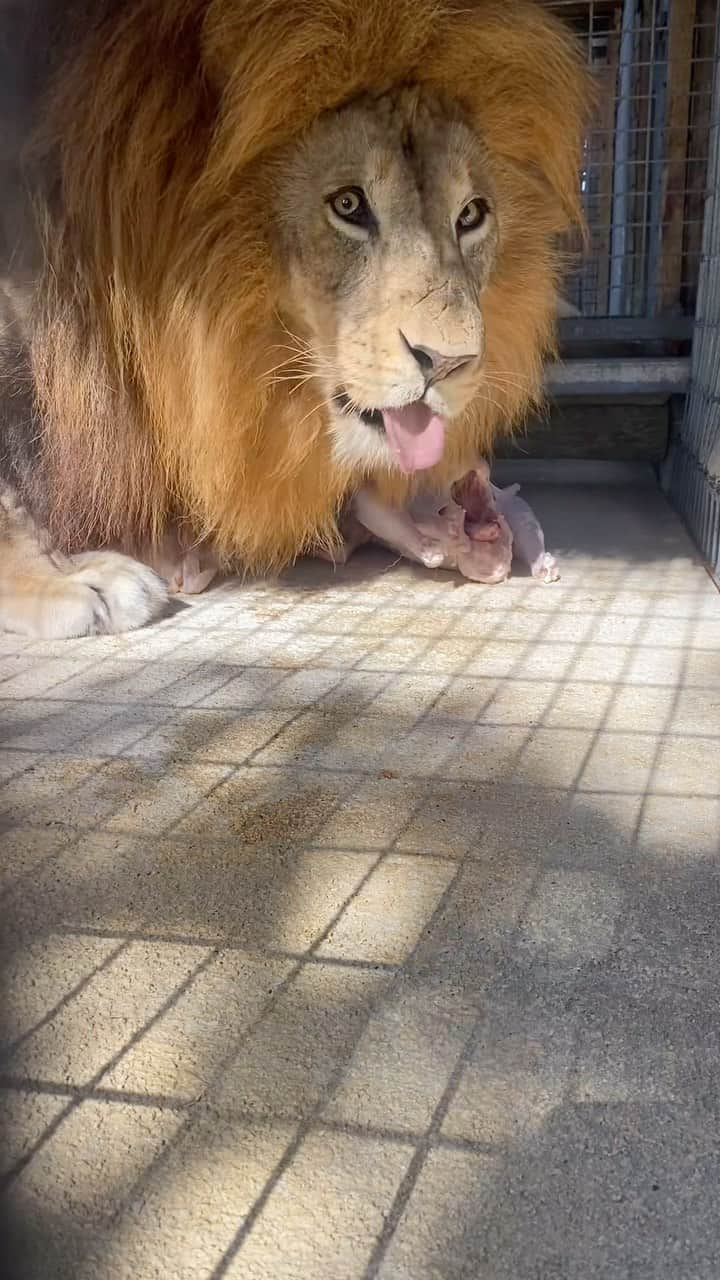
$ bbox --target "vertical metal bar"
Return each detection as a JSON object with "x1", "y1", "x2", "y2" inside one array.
[
  {"x1": 610, "y1": 0, "x2": 638, "y2": 314},
  {"x1": 645, "y1": 0, "x2": 668, "y2": 314}
]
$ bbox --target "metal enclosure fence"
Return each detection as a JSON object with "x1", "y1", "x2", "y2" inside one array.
[
  {"x1": 549, "y1": 0, "x2": 717, "y2": 321},
  {"x1": 663, "y1": 11, "x2": 720, "y2": 576}
]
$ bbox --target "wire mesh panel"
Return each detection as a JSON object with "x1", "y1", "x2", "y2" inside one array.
[
  {"x1": 664, "y1": 3, "x2": 720, "y2": 576},
  {"x1": 549, "y1": 0, "x2": 718, "y2": 320}
]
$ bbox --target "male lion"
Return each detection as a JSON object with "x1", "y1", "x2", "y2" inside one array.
[{"x1": 0, "y1": 0, "x2": 588, "y2": 637}]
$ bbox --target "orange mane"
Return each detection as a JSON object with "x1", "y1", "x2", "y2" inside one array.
[{"x1": 31, "y1": 0, "x2": 589, "y2": 568}]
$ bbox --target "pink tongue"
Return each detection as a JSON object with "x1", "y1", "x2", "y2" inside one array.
[{"x1": 381, "y1": 403, "x2": 446, "y2": 473}]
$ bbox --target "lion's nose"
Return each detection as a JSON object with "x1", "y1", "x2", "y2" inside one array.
[{"x1": 400, "y1": 332, "x2": 478, "y2": 385}]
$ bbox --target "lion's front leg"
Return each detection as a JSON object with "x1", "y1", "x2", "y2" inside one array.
[{"x1": 0, "y1": 486, "x2": 168, "y2": 639}]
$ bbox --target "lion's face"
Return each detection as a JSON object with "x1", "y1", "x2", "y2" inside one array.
[{"x1": 273, "y1": 90, "x2": 498, "y2": 475}]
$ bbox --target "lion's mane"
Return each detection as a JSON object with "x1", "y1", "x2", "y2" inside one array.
[{"x1": 28, "y1": 0, "x2": 588, "y2": 569}]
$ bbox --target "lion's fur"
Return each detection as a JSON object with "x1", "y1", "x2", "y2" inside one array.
[{"x1": 21, "y1": 0, "x2": 588, "y2": 571}]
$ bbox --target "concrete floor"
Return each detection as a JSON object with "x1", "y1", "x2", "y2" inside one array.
[{"x1": 1, "y1": 483, "x2": 719, "y2": 1279}]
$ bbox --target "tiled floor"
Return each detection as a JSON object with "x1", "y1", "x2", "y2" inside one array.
[{"x1": 1, "y1": 484, "x2": 720, "y2": 1279}]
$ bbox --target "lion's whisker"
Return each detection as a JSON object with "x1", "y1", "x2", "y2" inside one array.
[
  {"x1": 483, "y1": 371, "x2": 535, "y2": 389},
  {"x1": 292, "y1": 396, "x2": 337, "y2": 433}
]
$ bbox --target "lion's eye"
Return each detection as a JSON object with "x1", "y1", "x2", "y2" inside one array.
[
  {"x1": 456, "y1": 198, "x2": 490, "y2": 236},
  {"x1": 327, "y1": 187, "x2": 373, "y2": 229}
]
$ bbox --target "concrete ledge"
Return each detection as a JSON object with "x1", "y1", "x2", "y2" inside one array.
[
  {"x1": 545, "y1": 358, "x2": 690, "y2": 398},
  {"x1": 491, "y1": 459, "x2": 660, "y2": 488}
]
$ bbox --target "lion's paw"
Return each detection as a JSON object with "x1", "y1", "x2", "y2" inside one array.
[{"x1": 68, "y1": 551, "x2": 169, "y2": 633}]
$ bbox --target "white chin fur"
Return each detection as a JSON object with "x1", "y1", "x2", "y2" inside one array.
[{"x1": 329, "y1": 412, "x2": 397, "y2": 472}]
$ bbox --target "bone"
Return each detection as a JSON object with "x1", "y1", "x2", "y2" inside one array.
[
  {"x1": 353, "y1": 487, "x2": 455, "y2": 569},
  {"x1": 491, "y1": 484, "x2": 560, "y2": 583}
]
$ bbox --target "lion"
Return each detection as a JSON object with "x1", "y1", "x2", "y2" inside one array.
[{"x1": 0, "y1": 0, "x2": 588, "y2": 638}]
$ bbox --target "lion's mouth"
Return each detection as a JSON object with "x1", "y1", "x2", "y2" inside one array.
[
  {"x1": 334, "y1": 390, "x2": 446, "y2": 473},
  {"x1": 334, "y1": 392, "x2": 385, "y2": 431}
]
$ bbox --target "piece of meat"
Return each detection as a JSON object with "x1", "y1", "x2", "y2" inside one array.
[
  {"x1": 450, "y1": 459, "x2": 503, "y2": 543},
  {"x1": 344, "y1": 461, "x2": 558, "y2": 587},
  {"x1": 491, "y1": 483, "x2": 560, "y2": 583},
  {"x1": 351, "y1": 464, "x2": 513, "y2": 584},
  {"x1": 446, "y1": 459, "x2": 513, "y2": 582},
  {"x1": 454, "y1": 508, "x2": 513, "y2": 583}
]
